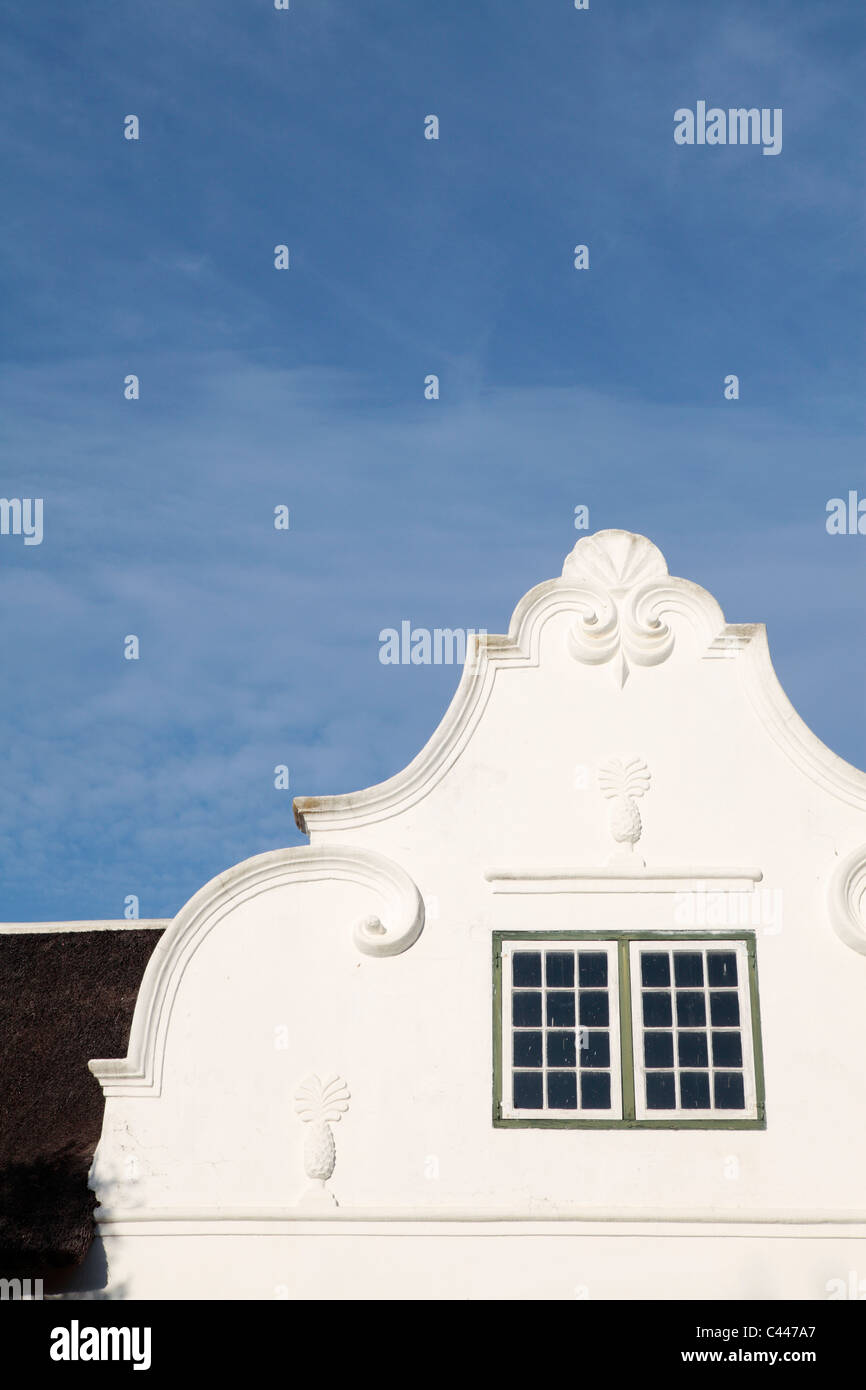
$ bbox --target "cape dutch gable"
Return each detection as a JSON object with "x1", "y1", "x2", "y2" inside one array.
[{"x1": 85, "y1": 530, "x2": 866, "y2": 1299}]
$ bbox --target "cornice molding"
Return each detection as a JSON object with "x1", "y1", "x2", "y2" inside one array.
[
  {"x1": 484, "y1": 867, "x2": 763, "y2": 894},
  {"x1": 294, "y1": 530, "x2": 866, "y2": 833},
  {"x1": 738, "y1": 628, "x2": 866, "y2": 813},
  {"x1": 88, "y1": 846, "x2": 424, "y2": 1098},
  {"x1": 93, "y1": 1207, "x2": 866, "y2": 1231}
]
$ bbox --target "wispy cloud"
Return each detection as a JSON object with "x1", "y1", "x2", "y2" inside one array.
[{"x1": 0, "y1": 2, "x2": 862, "y2": 918}]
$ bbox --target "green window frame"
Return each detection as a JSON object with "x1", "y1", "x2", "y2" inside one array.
[{"x1": 493, "y1": 931, "x2": 766, "y2": 1129}]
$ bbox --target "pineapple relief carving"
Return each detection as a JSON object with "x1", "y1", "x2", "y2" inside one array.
[
  {"x1": 294, "y1": 1074, "x2": 350, "y2": 1209},
  {"x1": 598, "y1": 757, "x2": 651, "y2": 865}
]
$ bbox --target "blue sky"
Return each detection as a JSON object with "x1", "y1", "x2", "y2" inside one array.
[{"x1": 0, "y1": 0, "x2": 863, "y2": 920}]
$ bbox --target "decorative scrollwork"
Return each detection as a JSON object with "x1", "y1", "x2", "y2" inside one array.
[
  {"x1": 294, "y1": 1074, "x2": 351, "y2": 1208},
  {"x1": 828, "y1": 845, "x2": 866, "y2": 956},
  {"x1": 563, "y1": 532, "x2": 674, "y2": 686},
  {"x1": 598, "y1": 757, "x2": 652, "y2": 865}
]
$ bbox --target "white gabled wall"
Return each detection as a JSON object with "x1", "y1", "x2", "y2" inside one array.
[{"x1": 85, "y1": 531, "x2": 866, "y2": 1298}]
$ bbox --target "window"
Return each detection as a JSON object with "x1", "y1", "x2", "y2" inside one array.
[{"x1": 494, "y1": 933, "x2": 764, "y2": 1128}]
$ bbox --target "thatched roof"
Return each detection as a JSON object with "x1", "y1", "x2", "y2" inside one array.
[{"x1": 0, "y1": 928, "x2": 162, "y2": 1281}]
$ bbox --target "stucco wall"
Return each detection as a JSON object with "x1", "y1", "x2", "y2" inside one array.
[{"x1": 83, "y1": 533, "x2": 866, "y2": 1298}]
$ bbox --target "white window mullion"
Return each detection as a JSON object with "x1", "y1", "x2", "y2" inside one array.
[
  {"x1": 501, "y1": 939, "x2": 622, "y2": 1121},
  {"x1": 629, "y1": 939, "x2": 758, "y2": 1122}
]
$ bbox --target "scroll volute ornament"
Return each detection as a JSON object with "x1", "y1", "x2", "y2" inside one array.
[
  {"x1": 563, "y1": 531, "x2": 675, "y2": 687},
  {"x1": 828, "y1": 846, "x2": 866, "y2": 956}
]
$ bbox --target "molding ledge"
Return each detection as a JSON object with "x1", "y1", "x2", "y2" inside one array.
[
  {"x1": 93, "y1": 1207, "x2": 866, "y2": 1237},
  {"x1": 828, "y1": 845, "x2": 866, "y2": 956},
  {"x1": 88, "y1": 845, "x2": 424, "y2": 1099},
  {"x1": 485, "y1": 868, "x2": 763, "y2": 894},
  {"x1": 738, "y1": 628, "x2": 866, "y2": 814}
]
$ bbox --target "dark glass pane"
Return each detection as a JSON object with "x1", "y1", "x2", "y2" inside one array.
[
  {"x1": 676, "y1": 991, "x2": 706, "y2": 1027},
  {"x1": 707, "y1": 951, "x2": 738, "y2": 987},
  {"x1": 581, "y1": 1071, "x2": 611, "y2": 1109},
  {"x1": 578, "y1": 952, "x2": 608, "y2": 987},
  {"x1": 677, "y1": 1031, "x2": 709, "y2": 1068},
  {"x1": 545, "y1": 951, "x2": 574, "y2": 987},
  {"x1": 674, "y1": 952, "x2": 704, "y2": 987},
  {"x1": 513, "y1": 1031, "x2": 543, "y2": 1068},
  {"x1": 646, "y1": 1072, "x2": 676, "y2": 1109},
  {"x1": 547, "y1": 1030, "x2": 576, "y2": 1068},
  {"x1": 547, "y1": 1071, "x2": 578, "y2": 1109},
  {"x1": 512, "y1": 991, "x2": 542, "y2": 1027},
  {"x1": 512, "y1": 952, "x2": 541, "y2": 987},
  {"x1": 579, "y1": 991, "x2": 609, "y2": 1027},
  {"x1": 680, "y1": 1071, "x2": 711, "y2": 1109},
  {"x1": 643, "y1": 1031, "x2": 674, "y2": 1068},
  {"x1": 711, "y1": 1031, "x2": 743, "y2": 1067},
  {"x1": 710, "y1": 992, "x2": 740, "y2": 1027},
  {"x1": 547, "y1": 991, "x2": 575, "y2": 1027},
  {"x1": 513, "y1": 1071, "x2": 543, "y2": 1109},
  {"x1": 642, "y1": 991, "x2": 672, "y2": 1026},
  {"x1": 714, "y1": 1071, "x2": 746, "y2": 1110},
  {"x1": 582, "y1": 1031, "x2": 610, "y2": 1069},
  {"x1": 641, "y1": 952, "x2": 670, "y2": 987}
]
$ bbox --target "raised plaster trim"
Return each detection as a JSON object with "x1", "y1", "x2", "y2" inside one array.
[
  {"x1": 88, "y1": 846, "x2": 424, "y2": 1098},
  {"x1": 294, "y1": 530, "x2": 866, "y2": 833},
  {"x1": 738, "y1": 628, "x2": 866, "y2": 813},
  {"x1": 828, "y1": 845, "x2": 866, "y2": 955},
  {"x1": 295, "y1": 1074, "x2": 350, "y2": 1208},
  {"x1": 93, "y1": 1208, "x2": 866, "y2": 1234},
  {"x1": 484, "y1": 868, "x2": 764, "y2": 894},
  {"x1": 598, "y1": 756, "x2": 651, "y2": 863},
  {"x1": 562, "y1": 531, "x2": 722, "y2": 687}
]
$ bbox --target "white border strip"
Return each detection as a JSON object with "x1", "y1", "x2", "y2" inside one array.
[
  {"x1": 0, "y1": 920, "x2": 169, "y2": 934},
  {"x1": 93, "y1": 1210, "x2": 866, "y2": 1240},
  {"x1": 486, "y1": 869, "x2": 763, "y2": 894}
]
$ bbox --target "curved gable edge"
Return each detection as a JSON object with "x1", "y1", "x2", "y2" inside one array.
[
  {"x1": 88, "y1": 846, "x2": 425, "y2": 1099},
  {"x1": 294, "y1": 535, "x2": 866, "y2": 835}
]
